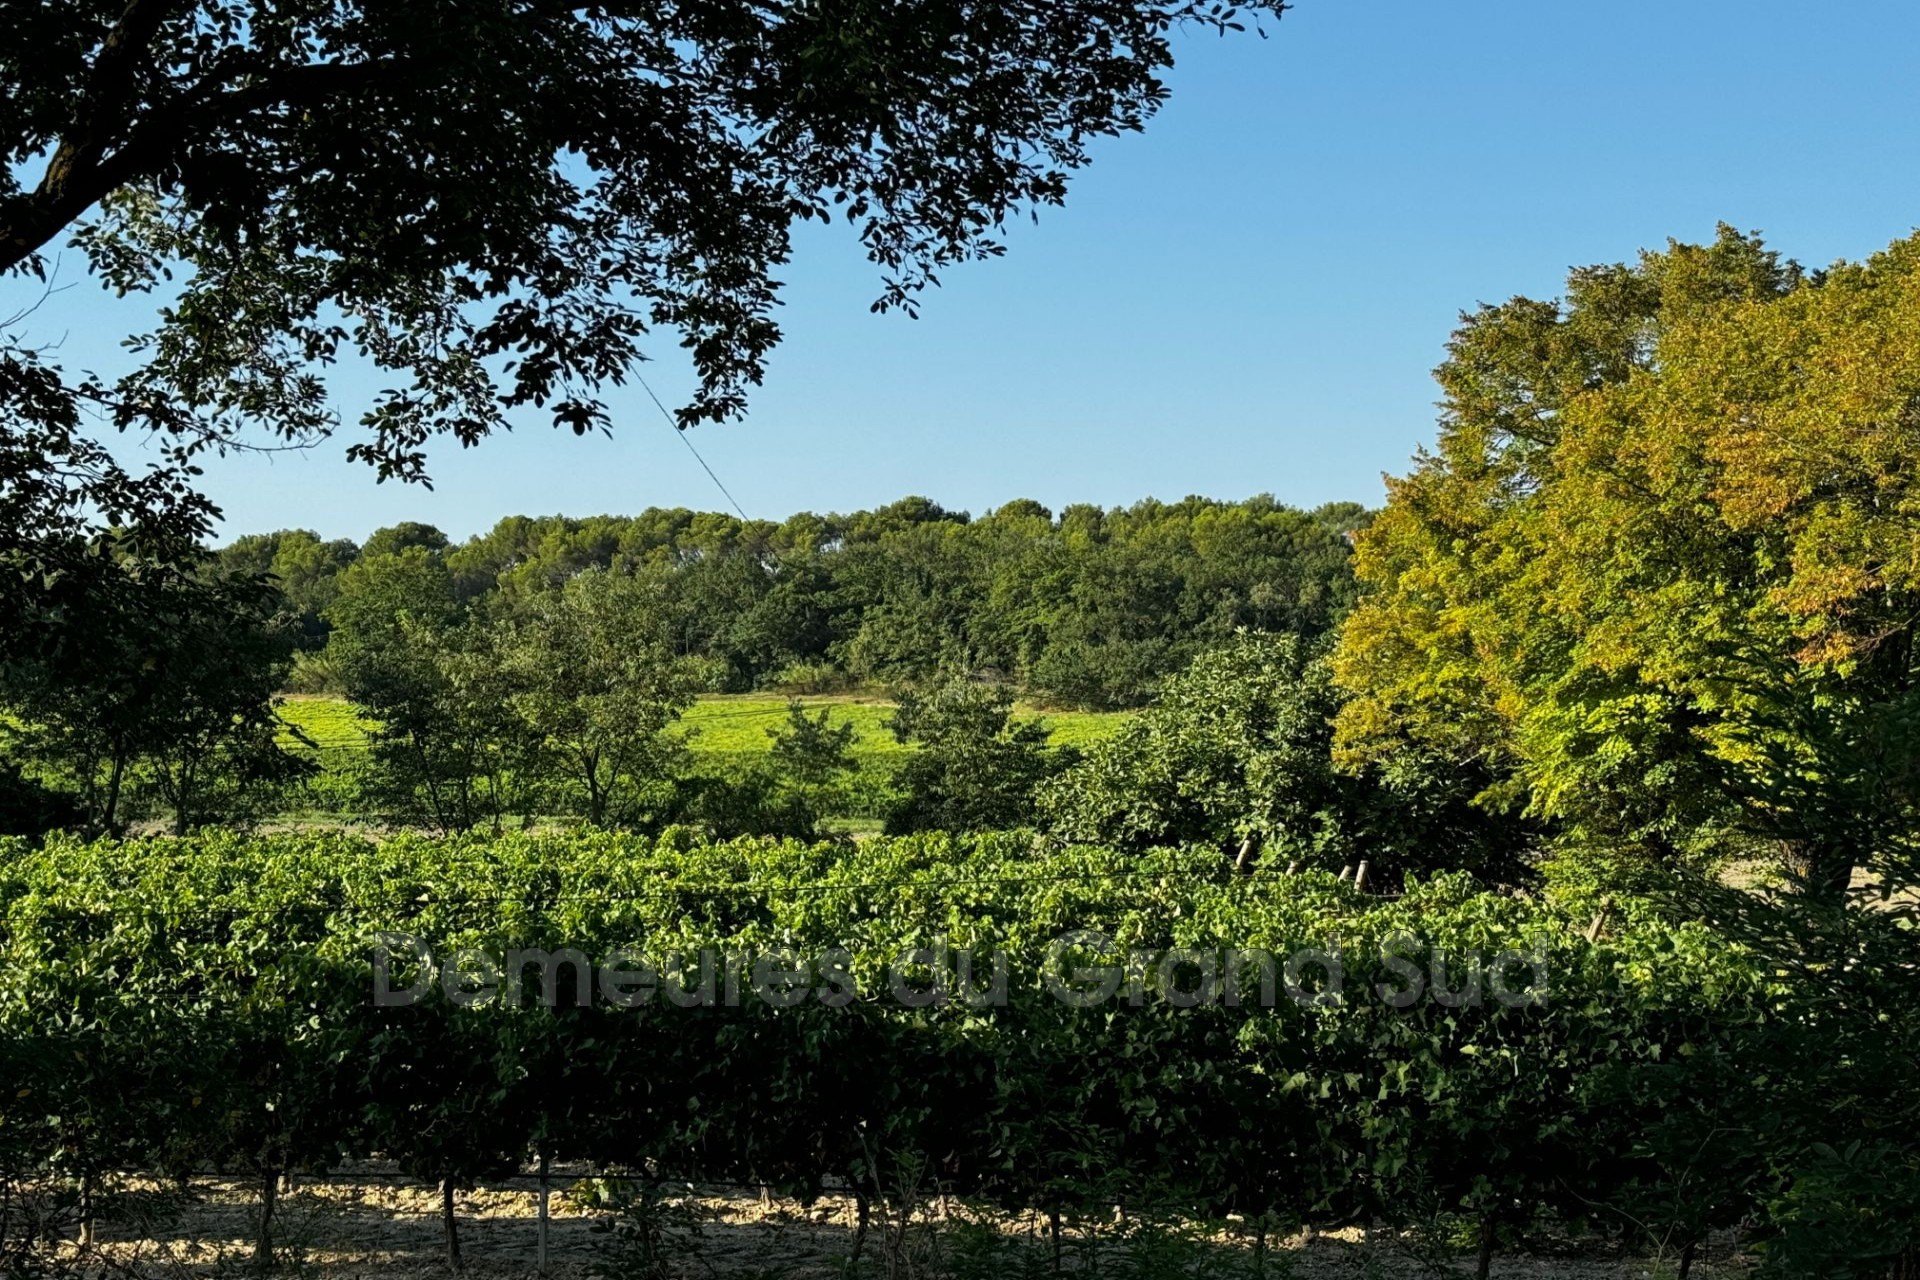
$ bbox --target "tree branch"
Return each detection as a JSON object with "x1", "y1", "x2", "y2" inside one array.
[
  {"x1": 5, "y1": 0, "x2": 186, "y2": 271},
  {"x1": 3, "y1": 56, "x2": 403, "y2": 276}
]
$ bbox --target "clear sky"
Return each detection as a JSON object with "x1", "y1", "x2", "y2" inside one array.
[{"x1": 23, "y1": 0, "x2": 1920, "y2": 543}]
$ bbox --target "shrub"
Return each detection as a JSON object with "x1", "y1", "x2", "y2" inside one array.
[
  {"x1": 1041, "y1": 636, "x2": 1535, "y2": 887},
  {"x1": 884, "y1": 677, "x2": 1070, "y2": 834}
]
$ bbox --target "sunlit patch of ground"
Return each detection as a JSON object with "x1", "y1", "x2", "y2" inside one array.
[{"x1": 69, "y1": 1169, "x2": 1753, "y2": 1279}]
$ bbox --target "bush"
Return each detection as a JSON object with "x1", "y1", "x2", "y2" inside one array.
[
  {"x1": 884, "y1": 677, "x2": 1070, "y2": 834},
  {"x1": 672, "y1": 764, "x2": 820, "y2": 840},
  {"x1": 1759, "y1": 1143, "x2": 1920, "y2": 1278},
  {"x1": 0, "y1": 762, "x2": 80, "y2": 836},
  {"x1": 1041, "y1": 635, "x2": 1535, "y2": 887},
  {"x1": 285, "y1": 648, "x2": 347, "y2": 694},
  {"x1": 764, "y1": 660, "x2": 858, "y2": 695}
]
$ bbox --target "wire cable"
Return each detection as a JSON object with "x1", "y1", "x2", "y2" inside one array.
[{"x1": 635, "y1": 370, "x2": 750, "y2": 522}]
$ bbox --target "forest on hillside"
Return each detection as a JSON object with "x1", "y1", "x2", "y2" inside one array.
[{"x1": 221, "y1": 494, "x2": 1367, "y2": 706}]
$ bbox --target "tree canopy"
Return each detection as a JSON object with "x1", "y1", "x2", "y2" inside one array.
[
  {"x1": 3, "y1": 0, "x2": 1278, "y2": 500},
  {"x1": 1042, "y1": 633, "x2": 1533, "y2": 886},
  {"x1": 1333, "y1": 225, "x2": 1920, "y2": 899},
  {"x1": 1, "y1": 0, "x2": 1284, "y2": 686},
  {"x1": 245, "y1": 493, "x2": 1363, "y2": 705}
]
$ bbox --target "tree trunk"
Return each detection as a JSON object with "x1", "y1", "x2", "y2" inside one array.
[
  {"x1": 413, "y1": 738, "x2": 442, "y2": 828},
  {"x1": 585, "y1": 755, "x2": 606, "y2": 827},
  {"x1": 171, "y1": 762, "x2": 191, "y2": 837},
  {"x1": 102, "y1": 754, "x2": 127, "y2": 835},
  {"x1": 1678, "y1": 1239, "x2": 1697, "y2": 1279},
  {"x1": 1813, "y1": 855, "x2": 1855, "y2": 903},
  {"x1": 849, "y1": 1190, "x2": 870, "y2": 1268},
  {"x1": 1049, "y1": 1208, "x2": 1063, "y2": 1277},
  {"x1": 1252, "y1": 1216, "x2": 1267, "y2": 1280},
  {"x1": 1475, "y1": 1215, "x2": 1494, "y2": 1280},
  {"x1": 254, "y1": 1165, "x2": 278, "y2": 1270},
  {"x1": 441, "y1": 1178, "x2": 463, "y2": 1273}
]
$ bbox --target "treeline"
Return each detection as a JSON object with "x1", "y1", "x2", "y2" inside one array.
[
  {"x1": 4, "y1": 829, "x2": 1913, "y2": 1277},
  {"x1": 1, "y1": 597, "x2": 1531, "y2": 890},
  {"x1": 0, "y1": 494, "x2": 1361, "y2": 837},
  {"x1": 222, "y1": 494, "x2": 1365, "y2": 706}
]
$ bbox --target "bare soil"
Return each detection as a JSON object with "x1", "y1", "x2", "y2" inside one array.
[{"x1": 73, "y1": 1170, "x2": 1752, "y2": 1279}]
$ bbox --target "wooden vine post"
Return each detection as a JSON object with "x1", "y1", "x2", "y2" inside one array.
[
  {"x1": 536, "y1": 1152, "x2": 551, "y2": 1275},
  {"x1": 441, "y1": 1178, "x2": 463, "y2": 1273}
]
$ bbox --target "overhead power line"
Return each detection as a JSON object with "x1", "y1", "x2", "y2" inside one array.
[{"x1": 635, "y1": 371, "x2": 749, "y2": 521}]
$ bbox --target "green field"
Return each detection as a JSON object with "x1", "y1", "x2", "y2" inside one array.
[
  {"x1": 276, "y1": 694, "x2": 378, "y2": 751},
  {"x1": 681, "y1": 694, "x2": 1130, "y2": 756},
  {"x1": 277, "y1": 693, "x2": 1131, "y2": 759}
]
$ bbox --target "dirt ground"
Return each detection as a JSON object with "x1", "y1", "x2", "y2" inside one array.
[{"x1": 78, "y1": 1170, "x2": 1752, "y2": 1279}]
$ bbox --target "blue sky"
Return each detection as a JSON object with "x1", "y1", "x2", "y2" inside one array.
[{"x1": 24, "y1": 0, "x2": 1920, "y2": 543}]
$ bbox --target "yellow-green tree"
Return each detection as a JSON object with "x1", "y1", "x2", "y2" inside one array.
[{"x1": 1334, "y1": 226, "x2": 1920, "y2": 901}]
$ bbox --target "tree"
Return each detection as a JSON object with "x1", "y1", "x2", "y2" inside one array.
[
  {"x1": 325, "y1": 545, "x2": 461, "y2": 666},
  {"x1": 836, "y1": 515, "x2": 984, "y2": 686},
  {"x1": 767, "y1": 698, "x2": 862, "y2": 828},
  {"x1": 1041, "y1": 634, "x2": 1532, "y2": 885},
  {"x1": 360, "y1": 523, "x2": 451, "y2": 562},
  {"x1": 0, "y1": 759, "x2": 80, "y2": 836},
  {"x1": 668, "y1": 699, "x2": 860, "y2": 839},
  {"x1": 322, "y1": 495, "x2": 1361, "y2": 710},
  {"x1": 2, "y1": 0, "x2": 1284, "y2": 676},
  {"x1": 1333, "y1": 226, "x2": 1920, "y2": 902},
  {"x1": 884, "y1": 676, "x2": 1063, "y2": 833},
  {"x1": 326, "y1": 547, "x2": 530, "y2": 830},
  {"x1": 2, "y1": 568, "x2": 304, "y2": 833},
  {"x1": 1027, "y1": 537, "x2": 1185, "y2": 708},
  {"x1": 504, "y1": 569, "x2": 700, "y2": 827},
  {"x1": 0, "y1": 344, "x2": 216, "y2": 682},
  {"x1": 351, "y1": 617, "x2": 532, "y2": 833},
  {"x1": 216, "y1": 529, "x2": 359, "y2": 647},
  {"x1": 769, "y1": 699, "x2": 859, "y2": 791},
  {"x1": 140, "y1": 593, "x2": 310, "y2": 834}
]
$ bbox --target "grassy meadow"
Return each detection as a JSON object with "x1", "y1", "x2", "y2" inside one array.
[{"x1": 277, "y1": 692, "x2": 1131, "y2": 762}]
